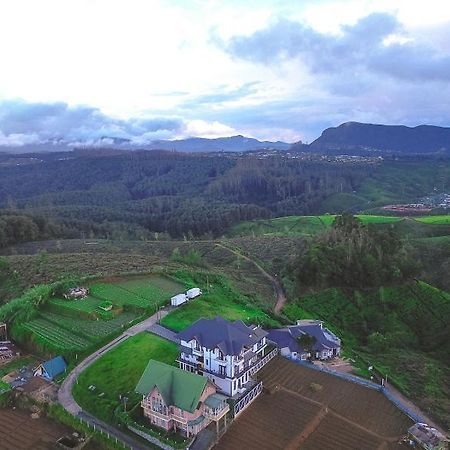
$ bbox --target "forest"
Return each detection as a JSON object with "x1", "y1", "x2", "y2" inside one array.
[{"x1": 0, "y1": 150, "x2": 448, "y2": 246}]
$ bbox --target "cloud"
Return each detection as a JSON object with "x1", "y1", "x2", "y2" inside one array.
[
  {"x1": 222, "y1": 13, "x2": 450, "y2": 82},
  {"x1": 0, "y1": 100, "x2": 184, "y2": 147}
]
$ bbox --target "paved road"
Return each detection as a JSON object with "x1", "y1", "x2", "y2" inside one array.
[
  {"x1": 147, "y1": 323, "x2": 179, "y2": 344},
  {"x1": 58, "y1": 307, "x2": 171, "y2": 448}
]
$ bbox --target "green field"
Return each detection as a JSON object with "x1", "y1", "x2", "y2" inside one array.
[
  {"x1": 72, "y1": 333, "x2": 178, "y2": 422},
  {"x1": 228, "y1": 214, "x2": 405, "y2": 237},
  {"x1": 160, "y1": 282, "x2": 279, "y2": 332},
  {"x1": 15, "y1": 275, "x2": 184, "y2": 356},
  {"x1": 414, "y1": 215, "x2": 450, "y2": 225}
]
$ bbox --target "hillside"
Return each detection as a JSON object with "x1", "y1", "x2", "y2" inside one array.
[
  {"x1": 309, "y1": 122, "x2": 450, "y2": 155},
  {"x1": 283, "y1": 282, "x2": 450, "y2": 428},
  {"x1": 0, "y1": 150, "x2": 448, "y2": 243}
]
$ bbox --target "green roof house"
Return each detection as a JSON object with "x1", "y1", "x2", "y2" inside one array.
[{"x1": 136, "y1": 360, "x2": 229, "y2": 437}]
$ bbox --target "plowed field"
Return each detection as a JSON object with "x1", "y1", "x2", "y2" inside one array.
[
  {"x1": 215, "y1": 357, "x2": 413, "y2": 450},
  {"x1": 0, "y1": 408, "x2": 70, "y2": 450}
]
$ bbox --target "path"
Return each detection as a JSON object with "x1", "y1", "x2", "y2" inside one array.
[
  {"x1": 216, "y1": 242, "x2": 287, "y2": 314},
  {"x1": 58, "y1": 307, "x2": 172, "y2": 449},
  {"x1": 147, "y1": 323, "x2": 179, "y2": 344}
]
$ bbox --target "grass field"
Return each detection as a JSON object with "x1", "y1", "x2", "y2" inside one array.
[
  {"x1": 72, "y1": 333, "x2": 178, "y2": 422},
  {"x1": 415, "y1": 215, "x2": 450, "y2": 224},
  {"x1": 227, "y1": 214, "x2": 405, "y2": 237},
  {"x1": 160, "y1": 281, "x2": 280, "y2": 332}
]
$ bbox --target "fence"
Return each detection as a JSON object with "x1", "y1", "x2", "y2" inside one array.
[
  {"x1": 77, "y1": 413, "x2": 134, "y2": 450},
  {"x1": 249, "y1": 347, "x2": 278, "y2": 377},
  {"x1": 234, "y1": 381, "x2": 263, "y2": 417}
]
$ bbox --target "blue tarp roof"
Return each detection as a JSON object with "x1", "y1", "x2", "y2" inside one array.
[{"x1": 42, "y1": 356, "x2": 67, "y2": 379}]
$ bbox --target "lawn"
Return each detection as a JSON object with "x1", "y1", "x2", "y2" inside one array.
[
  {"x1": 160, "y1": 284, "x2": 279, "y2": 332},
  {"x1": 72, "y1": 333, "x2": 178, "y2": 422}
]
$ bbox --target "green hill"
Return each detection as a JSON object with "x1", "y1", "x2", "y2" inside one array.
[{"x1": 283, "y1": 281, "x2": 450, "y2": 428}]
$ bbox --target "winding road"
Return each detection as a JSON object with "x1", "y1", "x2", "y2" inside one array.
[{"x1": 58, "y1": 308, "x2": 171, "y2": 450}]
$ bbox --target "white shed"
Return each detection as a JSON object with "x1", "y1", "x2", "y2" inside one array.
[
  {"x1": 186, "y1": 288, "x2": 202, "y2": 299},
  {"x1": 171, "y1": 293, "x2": 188, "y2": 307}
]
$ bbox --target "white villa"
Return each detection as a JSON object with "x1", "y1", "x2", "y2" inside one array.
[{"x1": 177, "y1": 317, "x2": 270, "y2": 397}]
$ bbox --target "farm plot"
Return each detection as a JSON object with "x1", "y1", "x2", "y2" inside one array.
[
  {"x1": 300, "y1": 413, "x2": 386, "y2": 450},
  {"x1": 48, "y1": 296, "x2": 104, "y2": 317},
  {"x1": 216, "y1": 357, "x2": 412, "y2": 450},
  {"x1": 0, "y1": 408, "x2": 72, "y2": 450},
  {"x1": 42, "y1": 311, "x2": 138, "y2": 341},
  {"x1": 258, "y1": 357, "x2": 412, "y2": 437},
  {"x1": 89, "y1": 283, "x2": 154, "y2": 309},
  {"x1": 23, "y1": 318, "x2": 91, "y2": 351},
  {"x1": 215, "y1": 389, "x2": 321, "y2": 450}
]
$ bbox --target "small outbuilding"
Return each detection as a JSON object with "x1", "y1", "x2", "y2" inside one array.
[
  {"x1": 33, "y1": 356, "x2": 67, "y2": 381},
  {"x1": 408, "y1": 423, "x2": 449, "y2": 450}
]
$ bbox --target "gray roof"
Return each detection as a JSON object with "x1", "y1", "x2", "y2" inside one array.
[{"x1": 178, "y1": 317, "x2": 267, "y2": 356}]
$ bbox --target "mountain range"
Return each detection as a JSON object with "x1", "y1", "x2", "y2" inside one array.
[{"x1": 1, "y1": 122, "x2": 450, "y2": 155}]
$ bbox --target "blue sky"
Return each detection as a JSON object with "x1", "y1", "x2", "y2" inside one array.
[{"x1": 0, "y1": 0, "x2": 450, "y2": 147}]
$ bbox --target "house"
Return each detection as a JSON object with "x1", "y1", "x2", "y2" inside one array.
[
  {"x1": 408, "y1": 423, "x2": 449, "y2": 450},
  {"x1": 267, "y1": 320, "x2": 341, "y2": 361},
  {"x1": 33, "y1": 356, "x2": 67, "y2": 381},
  {"x1": 136, "y1": 360, "x2": 229, "y2": 437},
  {"x1": 178, "y1": 317, "x2": 269, "y2": 397}
]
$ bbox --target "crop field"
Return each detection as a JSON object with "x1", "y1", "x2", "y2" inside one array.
[
  {"x1": 48, "y1": 296, "x2": 104, "y2": 316},
  {"x1": 215, "y1": 357, "x2": 411, "y2": 450},
  {"x1": 42, "y1": 311, "x2": 138, "y2": 340},
  {"x1": 0, "y1": 408, "x2": 72, "y2": 450},
  {"x1": 23, "y1": 318, "x2": 92, "y2": 351}
]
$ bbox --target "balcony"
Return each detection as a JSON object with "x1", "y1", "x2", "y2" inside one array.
[{"x1": 204, "y1": 393, "x2": 230, "y2": 421}]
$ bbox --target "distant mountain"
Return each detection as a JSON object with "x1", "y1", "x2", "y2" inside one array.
[
  {"x1": 146, "y1": 135, "x2": 290, "y2": 152},
  {"x1": 309, "y1": 122, "x2": 450, "y2": 155},
  {"x1": 0, "y1": 135, "x2": 290, "y2": 154}
]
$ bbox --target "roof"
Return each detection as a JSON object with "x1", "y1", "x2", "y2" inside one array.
[
  {"x1": 204, "y1": 393, "x2": 228, "y2": 409},
  {"x1": 178, "y1": 317, "x2": 267, "y2": 356},
  {"x1": 267, "y1": 322, "x2": 340, "y2": 353},
  {"x1": 135, "y1": 360, "x2": 208, "y2": 413},
  {"x1": 42, "y1": 356, "x2": 67, "y2": 379},
  {"x1": 294, "y1": 321, "x2": 341, "y2": 351}
]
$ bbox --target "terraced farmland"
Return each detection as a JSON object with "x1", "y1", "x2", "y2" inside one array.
[
  {"x1": 23, "y1": 318, "x2": 91, "y2": 351},
  {"x1": 215, "y1": 357, "x2": 412, "y2": 450},
  {"x1": 18, "y1": 274, "x2": 184, "y2": 356}
]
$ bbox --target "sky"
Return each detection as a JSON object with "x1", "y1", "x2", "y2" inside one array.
[{"x1": 0, "y1": 0, "x2": 450, "y2": 147}]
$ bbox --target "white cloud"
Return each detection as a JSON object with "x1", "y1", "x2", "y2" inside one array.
[{"x1": 179, "y1": 120, "x2": 237, "y2": 139}]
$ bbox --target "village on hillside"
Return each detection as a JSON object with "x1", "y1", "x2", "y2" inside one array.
[{"x1": 1, "y1": 280, "x2": 448, "y2": 450}]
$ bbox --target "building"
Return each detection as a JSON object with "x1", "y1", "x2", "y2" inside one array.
[
  {"x1": 408, "y1": 423, "x2": 449, "y2": 450},
  {"x1": 136, "y1": 360, "x2": 229, "y2": 437},
  {"x1": 178, "y1": 317, "x2": 269, "y2": 397},
  {"x1": 33, "y1": 356, "x2": 67, "y2": 381},
  {"x1": 267, "y1": 320, "x2": 341, "y2": 361}
]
